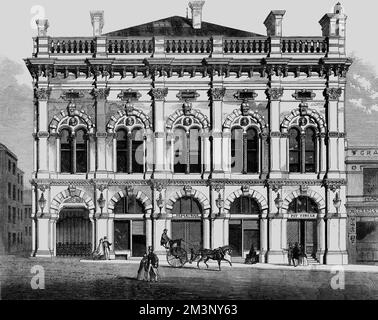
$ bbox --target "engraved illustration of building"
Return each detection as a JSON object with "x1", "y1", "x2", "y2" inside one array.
[{"x1": 25, "y1": 1, "x2": 351, "y2": 264}]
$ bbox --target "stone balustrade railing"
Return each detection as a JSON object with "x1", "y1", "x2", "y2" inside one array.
[
  {"x1": 223, "y1": 37, "x2": 270, "y2": 54},
  {"x1": 165, "y1": 38, "x2": 212, "y2": 54},
  {"x1": 281, "y1": 37, "x2": 328, "y2": 54},
  {"x1": 33, "y1": 35, "x2": 334, "y2": 58},
  {"x1": 107, "y1": 37, "x2": 153, "y2": 54},
  {"x1": 49, "y1": 37, "x2": 96, "y2": 54}
]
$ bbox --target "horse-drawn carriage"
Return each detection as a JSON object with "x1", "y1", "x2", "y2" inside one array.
[{"x1": 161, "y1": 230, "x2": 232, "y2": 271}]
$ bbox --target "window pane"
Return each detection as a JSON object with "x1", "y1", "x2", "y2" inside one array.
[
  {"x1": 132, "y1": 129, "x2": 144, "y2": 173},
  {"x1": 246, "y1": 128, "x2": 258, "y2": 173},
  {"x1": 231, "y1": 128, "x2": 243, "y2": 173},
  {"x1": 189, "y1": 128, "x2": 201, "y2": 173},
  {"x1": 174, "y1": 128, "x2": 187, "y2": 173},
  {"x1": 76, "y1": 130, "x2": 87, "y2": 173},
  {"x1": 60, "y1": 129, "x2": 72, "y2": 173},
  {"x1": 305, "y1": 128, "x2": 316, "y2": 172},
  {"x1": 364, "y1": 168, "x2": 378, "y2": 195},
  {"x1": 289, "y1": 128, "x2": 300, "y2": 172},
  {"x1": 116, "y1": 129, "x2": 128, "y2": 173}
]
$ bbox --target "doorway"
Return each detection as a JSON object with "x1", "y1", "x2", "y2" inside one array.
[
  {"x1": 172, "y1": 220, "x2": 203, "y2": 251},
  {"x1": 287, "y1": 220, "x2": 317, "y2": 256}
]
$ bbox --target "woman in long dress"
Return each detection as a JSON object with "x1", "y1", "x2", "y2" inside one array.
[
  {"x1": 137, "y1": 254, "x2": 148, "y2": 281},
  {"x1": 93, "y1": 238, "x2": 105, "y2": 260}
]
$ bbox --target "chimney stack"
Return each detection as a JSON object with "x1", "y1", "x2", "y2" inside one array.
[
  {"x1": 319, "y1": 2, "x2": 347, "y2": 37},
  {"x1": 264, "y1": 10, "x2": 286, "y2": 37},
  {"x1": 36, "y1": 19, "x2": 49, "y2": 37},
  {"x1": 189, "y1": 1, "x2": 205, "y2": 29},
  {"x1": 90, "y1": 10, "x2": 104, "y2": 36}
]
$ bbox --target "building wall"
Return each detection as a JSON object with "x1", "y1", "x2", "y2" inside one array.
[{"x1": 26, "y1": 4, "x2": 351, "y2": 264}]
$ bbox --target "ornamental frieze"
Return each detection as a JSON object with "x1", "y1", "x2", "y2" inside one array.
[
  {"x1": 209, "y1": 88, "x2": 226, "y2": 101},
  {"x1": 322, "y1": 179, "x2": 346, "y2": 191},
  {"x1": 324, "y1": 87, "x2": 342, "y2": 100},
  {"x1": 233, "y1": 89, "x2": 258, "y2": 101},
  {"x1": 117, "y1": 89, "x2": 142, "y2": 101},
  {"x1": 91, "y1": 88, "x2": 110, "y2": 100},
  {"x1": 34, "y1": 88, "x2": 51, "y2": 100},
  {"x1": 150, "y1": 88, "x2": 168, "y2": 101},
  {"x1": 176, "y1": 89, "x2": 200, "y2": 101},
  {"x1": 265, "y1": 88, "x2": 283, "y2": 100},
  {"x1": 292, "y1": 89, "x2": 316, "y2": 102}
]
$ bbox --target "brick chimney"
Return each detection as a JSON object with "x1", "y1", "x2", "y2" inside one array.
[
  {"x1": 189, "y1": 1, "x2": 205, "y2": 29},
  {"x1": 90, "y1": 10, "x2": 104, "y2": 36},
  {"x1": 264, "y1": 10, "x2": 286, "y2": 37}
]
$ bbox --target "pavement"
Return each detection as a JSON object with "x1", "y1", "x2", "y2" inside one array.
[{"x1": 0, "y1": 255, "x2": 378, "y2": 300}]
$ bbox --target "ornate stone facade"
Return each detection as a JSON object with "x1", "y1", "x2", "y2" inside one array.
[{"x1": 25, "y1": 2, "x2": 350, "y2": 264}]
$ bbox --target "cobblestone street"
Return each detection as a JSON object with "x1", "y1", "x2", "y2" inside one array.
[{"x1": 0, "y1": 256, "x2": 377, "y2": 300}]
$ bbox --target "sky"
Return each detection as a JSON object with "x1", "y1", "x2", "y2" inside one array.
[{"x1": 0, "y1": 0, "x2": 378, "y2": 186}]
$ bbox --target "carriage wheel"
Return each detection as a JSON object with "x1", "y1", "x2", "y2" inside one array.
[{"x1": 167, "y1": 247, "x2": 187, "y2": 268}]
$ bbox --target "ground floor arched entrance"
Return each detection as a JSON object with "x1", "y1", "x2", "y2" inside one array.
[
  {"x1": 56, "y1": 208, "x2": 92, "y2": 256},
  {"x1": 287, "y1": 196, "x2": 319, "y2": 257}
]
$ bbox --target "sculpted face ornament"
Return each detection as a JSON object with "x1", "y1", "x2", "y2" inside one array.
[
  {"x1": 182, "y1": 101, "x2": 192, "y2": 115},
  {"x1": 240, "y1": 117, "x2": 250, "y2": 127},
  {"x1": 183, "y1": 117, "x2": 192, "y2": 126},
  {"x1": 69, "y1": 117, "x2": 78, "y2": 126},
  {"x1": 67, "y1": 101, "x2": 76, "y2": 116},
  {"x1": 241, "y1": 100, "x2": 250, "y2": 116},
  {"x1": 125, "y1": 117, "x2": 135, "y2": 126},
  {"x1": 124, "y1": 99, "x2": 134, "y2": 116},
  {"x1": 298, "y1": 117, "x2": 308, "y2": 127}
]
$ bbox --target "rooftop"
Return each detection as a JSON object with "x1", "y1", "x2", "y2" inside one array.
[{"x1": 105, "y1": 15, "x2": 263, "y2": 37}]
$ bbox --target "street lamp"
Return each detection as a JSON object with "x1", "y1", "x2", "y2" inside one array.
[
  {"x1": 274, "y1": 192, "x2": 283, "y2": 215},
  {"x1": 156, "y1": 193, "x2": 164, "y2": 215},
  {"x1": 215, "y1": 193, "x2": 224, "y2": 216},
  {"x1": 38, "y1": 193, "x2": 46, "y2": 217},
  {"x1": 97, "y1": 192, "x2": 105, "y2": 215},
  {"x1": 333, "y1": 191, "x2": 342, "y2": 216}
]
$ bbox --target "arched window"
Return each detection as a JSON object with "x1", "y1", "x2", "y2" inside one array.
[
  {"x1": 172, "y1": 196, "x2": 202, "y2": 214},
  {"x1": 60, "y1": 129, "x2": 88, "y2": 174},
  {"x1": 289, "y1": 128, "x2": 301, "y2": 173},
  {"x1": 116, "y1": 129, "x2": 128, "y2": 173},
  {"x1": 231, "y1": 127, "x2": 259, "y2": 174},
  {"x1": 174, "y1": 127, "x2": 201, "y2": 174},
  {"x1": 288, "y1": 196, "x2": 318, "y2": 214},
  {"x1": 116, "y1": 128, "x2": 144, "y2": 174},
  {"x1": 230, "y1": 196, "x2": 260, "y2": 214},
  {"x1": 76, "y1": 129, "x2": 87, "y2": 173},
  {"x1": 114, "y1": 195, "x2": 144, "y2": 214},
  {"x1": 305, "y1": 128, "x2": 316, "y2": 173},
  {"x1": 289, "y1": 127, "x2": 317, "y2": 173},
  {"x1": 60, "y1": 129, "x2": 72, "y2": 173}
]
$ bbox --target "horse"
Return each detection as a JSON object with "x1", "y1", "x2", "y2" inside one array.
[{"x1": 190, "y1": 245, "x2": 232, "y2": 271}]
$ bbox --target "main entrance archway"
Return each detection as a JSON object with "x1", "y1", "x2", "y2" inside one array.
[
  {"x1": 171, "y1": 197, "x2": 203, "y2": 252},
  {"x1": 56, "y1": 208, "x2": 92, "y2": 256},
  {"x1": 287, "y1": 196, "x2": 318, "y2": 257},
  {"x1": 229, "y1": 196, "x2": 261, "y2": 257}
]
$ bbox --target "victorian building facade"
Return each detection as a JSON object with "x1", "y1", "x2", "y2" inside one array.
[{"x1": 25, "y1": 1, "x2": 351, "y2": 264}]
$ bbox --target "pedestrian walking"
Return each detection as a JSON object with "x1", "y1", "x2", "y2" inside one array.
[
  {"x1": 102, "y1": 236, "x2": 112, "y2": 260},
  {"x1": 137, "y1": 253, "x2": 149, "y2": 281},
  {"x1": 146, "y1": 246, "x2": 159, "y2": 282}
]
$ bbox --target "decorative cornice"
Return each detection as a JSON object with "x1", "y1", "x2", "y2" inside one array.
[
  {"x1": 34, "y1": 88, "x2": 51, "y2": 100},
  {"x1": 322, "y1": 179, "x2": 347, "y2": 191},
  {"x1": 209, "y1": 88, "x2": 226, "y2": 101},
  {"x1": 324, "y1": 87, "x2": 342, "y2": 100},
  {"x1": 265, "y1": 88, "x2": 284, "y2": 100},
  {"x1": 150, "y1": 88, "x2": 168, "y2": 101}
]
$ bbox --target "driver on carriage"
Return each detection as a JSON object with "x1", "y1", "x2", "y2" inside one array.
[{"x1": 160, "y1": 229, "x2": 181, "y2": 249}]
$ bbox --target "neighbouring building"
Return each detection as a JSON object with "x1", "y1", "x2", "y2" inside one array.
[
  {"x1": 346, "y1": 147, "x2": 378, "y2": 264},
  {"x1": 0, "y1": 143, "x2": 28, "y2": 254},
  {"x1": 25, "y1": 1, "x2": 351, "y2": 264}
]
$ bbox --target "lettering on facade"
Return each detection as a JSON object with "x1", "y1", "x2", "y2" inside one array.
[
  {"x1": 351, "y1": 149, "x2": 378, "y2": 157},
  {"x1": 288, "y1": 213, "x2": 317, "y2": 219},
  {"x1": 172, "y1": 213, "x2": 200, "y2": 219}
]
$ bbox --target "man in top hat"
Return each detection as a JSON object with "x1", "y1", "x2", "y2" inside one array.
[
  {"x1": 102, "y1": 236, "x2": 112, "y2": 260},
  {"x1": 160, "y1": 228, "x2": 171, "y2": 249},
  {"x1": 146, "y1": 246, "x2": 159, "y2": 282}
]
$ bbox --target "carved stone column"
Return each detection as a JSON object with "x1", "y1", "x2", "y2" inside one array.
[
  {"x1": 210, "y1": 88, "x2": 226, "y2": 174},
  {"x1": 266, "y1": 88, "x2": 283, "y2": 177},
  {"x1": 91, "y1": 87, "x2": 109, "y2": 176},
  {"x1": 151, "y1": 88, "x2": 168, "y2": 176}
]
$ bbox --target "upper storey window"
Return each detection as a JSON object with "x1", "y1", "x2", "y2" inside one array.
[
  {"x1": 107, "y1": 100, "x2": 151, "y2": 174},
  {"x1": 166, "y1": 101, "x2": 210, "y2": 175},
  {"x1": 49, "y1": 101, "x2": 95, "y2": 174}
]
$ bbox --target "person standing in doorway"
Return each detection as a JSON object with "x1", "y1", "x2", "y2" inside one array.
[
  {"x1": 102, "y1": 236, "x2": 112, "y2": 260},
  {"x1": 287, "y1": 243, "x2": 294, "y2": 266},
  {"x1": 292, "y1": 242, "x2": 300, "y2": 267}
]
